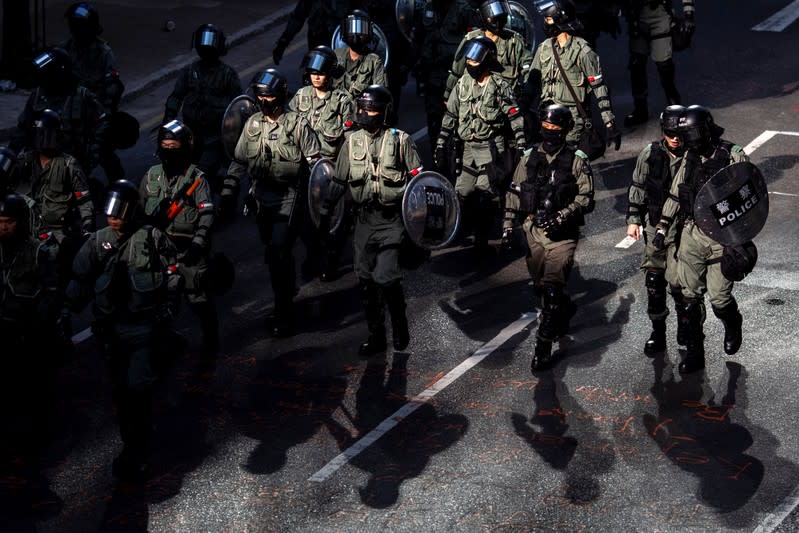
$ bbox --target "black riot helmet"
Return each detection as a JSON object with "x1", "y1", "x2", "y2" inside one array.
[
  {"x1": 541, "y1": 104, "x2": 574, "y2": 131},
  {"x1": 660, "y1": 105, "x2": 686, "y2": 136},
  {"x1": 0, "y1": 146, "x2": 17, "y2": 185},
  {"x1": 192, "y1": 23, "x2": 227, "y2": 59},
  {"x1": 679, "y1": 105, "x2": 725, "y2": 152},
  {"x1": 355, "y1": 84, "x2": 393, "y2": 132},
  {"x1": 0, "y1": 193, "x2": 30, "y2": 239},
  {"x1": 157, "y1": 119, "x2": 194, "y2": 173},
  {"x1": 480, "y1": 0, "x2": 510, "y2": 33},
  {"x1": 463, "y1": 36, "x2": 497, "y2": 78},
  {"x1": 535, "y1": 0, "x2": 583, "y2": 34},
  {"x1": 104, "y1": 179, "x2": 140, "y2": 220},
  {"x1": 343, "y1": 9, "x2": 373, "y2": 53},
  {"x1": 251, "y1": 68, "x2": 289, "y2": 114},
  {"x1": 32, "y1": 109, "x2": 64, "y2": 154},
  {"x1": 65, "y1": 2, "x2": 102, "y2": 42},
  {"x1": 33, "y1": 47, "x2": 74, "y2": 92},
  {"x1": 302, "y1": 45, "x2": 338, "y2": 76}
]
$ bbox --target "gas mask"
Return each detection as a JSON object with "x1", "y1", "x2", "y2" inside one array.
[
  {"x1": 355, "y1": 110, "x2": 384, "y2": 132},
  {"x1": 540, "y1": 127, "x2": 567, "y2": 154}
]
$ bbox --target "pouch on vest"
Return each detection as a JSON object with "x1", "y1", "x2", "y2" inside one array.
[{"x1": 720, "y1": 241, "x2": 757, "y2": 282}]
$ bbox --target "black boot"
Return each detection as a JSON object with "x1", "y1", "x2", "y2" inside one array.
[
  {"x1": 532, "y1": 285, "x2": 562, "y2": 371},
  {"x1": 678, "y1": 299, "x2": 705, "y2": 374},
  {"x1": 557, "y1": 293, "x2": 577, "y2": 338},
  {"x1": 113, "y1": 388, "x2": 152, "y2": 482},
  {"x1": 624, "y1": 99, "x2": 650, "y2": 127},
  {"x1": 270, "y1": 298, "x2": 295, "y2": 337},
  {"x1": 624, "y1": 53, "x2": 649, "y2": 127},
  {"x1": 359, "y1": 280, "x2": 387, "y2": 357},
  {"x1": 671, "y1": 290, "x2": 688, "y2": 346},
  {"x1": 713, "y1": 300, "x2": 743, "y2": 355},
  {"x1": 645, "y1": 320, "x2": 667, "y2": 355},
  {"x1": 384, "y1": 282, "x2": 410, "y2": 351},
  {"x1": 531, "y1": 339, "x2": 553, "y2": 371},
  {"x1": 655, "y1": 59, "x2": 681, "y2": 105},
  {"x1": 192, "y1": 302, "x2": 219, "y2": 357}
]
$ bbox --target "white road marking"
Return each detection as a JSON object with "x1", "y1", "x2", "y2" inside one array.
[
  {"x1": 308, "y1": 312, "x2": 538, "y2": 482},
  {"x1": 411, "y1": 126, "x2": 428, "y2": 142},
  {"x1": 753, "y1": 483, "x2": 799, "y2": 533},
  {"x1": 770, "y1": 191, "x2": 799, "y2": 197},
  {"x1": 744, "y1": 130, "x2": 780, "y2": 154},
  {"x1": 615, "y1": 235, "x2": 639, "y2": 249},
  {"x1": 72, "y1": 328, "x2": 93, "y2": 344},
  {"x1": 752, "y1": 0, "x2": 799, "y2": 32}
]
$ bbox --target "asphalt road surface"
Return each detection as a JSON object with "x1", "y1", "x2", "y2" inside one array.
[{"x1": 3, "y1": 1, "x2": 799, "y2": 532}]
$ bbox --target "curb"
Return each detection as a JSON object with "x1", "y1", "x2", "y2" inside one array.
[{"x1": 0, "y1": 6, "x2": 293, "y2": 143}]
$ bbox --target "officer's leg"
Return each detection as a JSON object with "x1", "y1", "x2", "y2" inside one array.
[
  {"x1": 533, "y1": 284, "x2": 563, "y2": 371},
  {"x1": 455, "y1": 163, "x2": 478, "y2": 243},
  {"x1": 655, "y1": 59, "x2": 680, "y2": 105},
  {"x1": 707, "y1": 252, "x2": 740, "y2": 355},
  {"x1": 544, "y1": 241, "x2": 577, "y2": 338},
  {"x1": 184, "y1": 259, "x2": 219, "y2": 356},
  {"x1": 473, "y1": 188, "x2": 497, "y2": 256},
  {"x1": 270, "y1": 216, "x2": 297, "y2": 337},
  {"x1": 670, "y1": 287, "x2": 688, "y2": 346},
  {"x1": 100, "y1": 146, "x2": 125, "y2": 181},
  {"x1": 353, "y1": 219, "x2": 386, "y2": 356},
  {"x1": 678, "y1": 296, "x2": 706, "y2": 374},
  {"x1": 195, "y1": 141, "x2": 224, "y2": 195},
  {"x1": 425, "y1": 82, "x2": 446, "y2": 161},
  {"x1": 373, "y1": 229, "x2": 407, "y2": 351},
  {"x1": 644, "y1": 268, "x2": 668, "y2": 354},
  {"x1": 624, "y1": 52, "x2": 650, "y2": 127}
]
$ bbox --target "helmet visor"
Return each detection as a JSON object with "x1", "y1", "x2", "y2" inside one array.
[
  {"x1": 534, "y1": 0, "x2": 557, "y2": 16},
  {"x1": 482, "y1": 0, "x2": 509, "y2": 19},
  {"x1": 104, "y1": 190, "x2": 133, "y2": 219},
  {"x1": 0, "y1": 152, "x2": 14, "y2": 175},
  {"x1": 197, "y1": 28, "x2": 222, "y2": 49},
  {"x1": 463, "y1": 40, "x2": 491, "y2": 64},
  {"x1": 72, "y1": 5, "x2": 91, "y2": 19},
  {"x1": 252, "y1": 71, "x2": 281, "y2": 96},
  {"x1": 346, "y1": 17, "x2": 370, "y2": 38},
  {"x1": 33, "y1": 52, "x2": 55, "y2": 70},
  {"x1": 304, "y1": 52, "x2": 331, "y2": 74}
]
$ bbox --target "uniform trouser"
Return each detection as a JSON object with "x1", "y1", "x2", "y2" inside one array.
[
  {"x1": 628, "y1": 4, "x2": 678, "y2": 105},
  {"x1": 256, "y1": 206, "x2": 297, "y2": 311},
  {"x1": 193, "y1": 138, "x2": 229, "y2": 194},
  {"x1": 176, "y1": 247, "x2": 218, "y2": 346},
  {"x1": 106, "y1": 321, "x2": 160, "y2": 460},
  {"x1": 641, "y1": 224, "x2": 681, "y2": 321},
  {"x1": 424, "y1": 80, "x2": 447, "y2": 154},
  {"x1": 353, "y1": 207, "x2": 403, "y2": 286},
  {"x1": 678, "y1": 221, "x2": 734, "y2": 309},
  {"x1": 456, "y1": 143, "x2": 506, "y2": 244},
  {"x1": 523, "y1": 220, "x2": 577, "y2": 287}
]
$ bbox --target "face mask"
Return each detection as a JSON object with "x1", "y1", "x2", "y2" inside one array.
[
  {"x1": 466, "y1": 63, "x2": 485, "y2": 79},
  {"x1": 540, "y1": 128, "x2": 566, "y2": 153},
  {"x1": 159, "y1": 147, "x2": 189, "y2": 176},
  {"x1": 33, "y1": 129, "x2": 60, "y2": 155},
  {"x1": 543, "y1": 23, "x2": 559, "y2": 38},
  {"x1": 259, "y1": 99, "x2": 281, "y2": 116},
  {"x1": 355, "y1": 109, "x2": 383, "y2": 132}
]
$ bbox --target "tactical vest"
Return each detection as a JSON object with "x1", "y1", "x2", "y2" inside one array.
[
  {"x1": 293, "y1": 87, "x2": 348, "y2": 158},
  {"x1": 31, "y1": 86, "x2": 92, "y2": 160},
  {"x1": 539, "y1": 37, "x2": 591, "y2": 105},
  {"x1": 20, "y1": 154, "x2": 76, "y2": 230},
  {"x1": 142, "y1": 164, "x2": 203, "y2": 238},
  {"x1": 241, "y1": 112, "x2": 305, "y2": 186},
  {"x1": 347, "y1": 128, "x2": 408, "y2": 207},
  {"x1": 0, "y1": 238, "x2": 45, "y2": 321},
  {"x1": 454, "y1": 74, "x2": 507, "y2": 141},
  {"x1": 334, "y1": 48, "x2": 381, "y2": 97},
  {"x1": 519, "y1": 146, "x2": 584, "y2": 230},
  {"x1": 182, "y1": 61, "x2": 233, "y2": 132},
  {"x1": 678, "y1": 141, "x2": 734, "y2": 219},
  {"x1": 644, "y1": 141, "x2": 673, "y2": 224},
  {"x1": 92, "y1": 226, "x2": 166, "y2": 318}
]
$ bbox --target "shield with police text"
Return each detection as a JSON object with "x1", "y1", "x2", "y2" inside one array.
[
  {"x1": 402, "y1": 171, "x2": 460, "y2": 249},
  {"x1": 509, "y1": 1, "x2": 537, "y2": 51},
  {"x1": 694, "y1": 161, "x2": 769, "y2": 246},
  {"x1": 221, "y1": 94, "x2": 258, "y2": 160},
  {"x1": 332, "y1": 23, "x2": 390, "y2": 67},
  {"x1": 308, "y1": 158, "x2": 347, "y2": 234}
]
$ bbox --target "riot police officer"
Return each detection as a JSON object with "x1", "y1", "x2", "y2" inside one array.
[
  {"x1": 163, "y1": 24, "x2": 242, "y2": 195},
  {"x1": 625, "y1": 105, "x2": 687, "y2": 354},
  {"x1": 436, "y1": 36, "x2": 527, "y2": 255},
  {"x1": 65, "y1": 179, "x2": 179, "y2": 481},
  {"x1": 12, "y1": 48, "x2": 109, "y2": 180},
  {"x1": 140, "y1": 120, "x2": 218, "y2": 357},
  {"x1": 503, "y1": 104, "x2": 594, "y2": 370},
  {"x1": 272, "y1": 0, "x2": 352, "y2": 64},
  {"x1": 444, "y1": 0, "x2": 534, "y2": 105},
  {"x1": 623, "y1": 0, "x2": 695, "y2": 127},
  {"x1": 321, "y1": 85, "x2": 423, "y2": 356},
  {"x1": 333, "y1": 9, "x2": 388, "y2": 99},
  {"x1": 290, "y1": 46, "x2": 354, "y2": 282},
  {"x1": 225, "y1": 69, "x2": 322, "y2": 336},
  {"x1": 528, "y1": 0, "x2": 621, "y2": 149},
  {"x1": 654, "y1": 105, "x2": 749, "y2": 373}
]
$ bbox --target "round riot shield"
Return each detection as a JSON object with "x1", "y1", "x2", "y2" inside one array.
[
  {"x1": 402, "y1": 171, "x2": 460, "y2": 250},
  {"x1": 508, "y1": 1, "x2": 536, "y2": 51},
  {"x1": 108, "y1": 111, "x2": 140, "y2": 149},
  {"x1": 332, "y1": 23, "x2": 390, "y2": 67},
  {"x1": 396, "y1": 0, "x2": 420, "y2": 43},
  {"x1": 221, "y1": 94, "x2": 258, "y2": 160},
  {"x1": 694, "y1": 161, "x2": 769, "y2": 246},
  {"x1": 308, "y1": 158, "x2": 347, "y2": 234}
]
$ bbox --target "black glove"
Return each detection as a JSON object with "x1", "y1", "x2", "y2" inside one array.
[
  {"x1": 434, "y1": 143, "x2": 447, "y2": 171},
  {"x1": 182, "y1": 242, "x2": 204, "y2": 266},
  {"x1": 243, "y1": 193, "x2": 258, "y2": 216},
  {"x1": 606, "y1": 121, "x2": 622, "y2": 151},
  {"x1": 652, "y1": 229, "x2": 666, "y2": 251},
  {"x1": 683, "y1": 12, "x2": 695, "y2": 32},
  {"x1": 272, "y1": 38, "x2": 289, "y2": 65},
  {"x1": 537, "y1": 212, "x2": 564, "y2": 239}
]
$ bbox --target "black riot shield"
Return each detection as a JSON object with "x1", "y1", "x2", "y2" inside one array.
[
  {"x1": 396, "y1": 0, "x2": 422, "y2": 43},
  {"x1": 694, "y1": 161, "x2": 769, "y2": 246},
  {"x1": 332, "y1": 23, "x2": 390, "y2": 67},
  {"x1": 308, "y1": 158, "x2": 347, "y2": 233},
  {"x1": 108, "y1": 111, "x2": 140, "y2": 149},
  {"x1": 402, "y1": 171, "x2": 461, "y2": 249},
  {"x1": 221, "y1": 94, "x2": 258, "y2": 160},
  {"x1": 509, "y1": 1, "x2": 537, "y2": 51}
]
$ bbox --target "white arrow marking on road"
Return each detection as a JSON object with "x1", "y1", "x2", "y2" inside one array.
[
  {"x1": 308, "y1": 311, "x2": 538, "y2": 483},
  {"x1": 752, "y1": 0, "x2": 799, "y2": 31}
]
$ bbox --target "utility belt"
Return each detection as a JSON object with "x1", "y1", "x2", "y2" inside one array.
[{"x1": 359, "y1": 201, "x2": 401, "y2": 218}]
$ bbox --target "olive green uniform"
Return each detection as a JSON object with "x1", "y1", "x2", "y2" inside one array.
[
  {"x1": 276, "y1": 0, "x2": 351, "y2": 50},
  {"x1": 290, "y1": 85, "x2": 354, "y2": 159},
  {"x1": 333, "y1": 47, "x2": 388, "y2": 99},
  {"x1": 61, "y1": 37, "x2": 123, "y2": 111},
  {"x1": 527, "y1": 35, "x2": 616, "y2": 143}
]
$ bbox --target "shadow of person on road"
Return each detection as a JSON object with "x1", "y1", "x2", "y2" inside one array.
[{"x1": 347, "y1": 354, "x2": 470, "y2": 509}]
